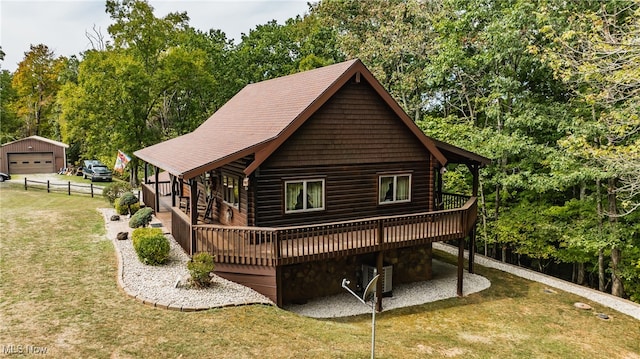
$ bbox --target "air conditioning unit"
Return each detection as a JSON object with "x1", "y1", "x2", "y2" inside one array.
[{"x1": 362, "y1": 264, "x2": 393, "y2": 295}]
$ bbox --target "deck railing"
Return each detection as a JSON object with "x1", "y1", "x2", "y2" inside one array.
[
  {"x1": 141, "y1": 183, "x2": 157, "y2": 212},
  {"x1": 193, "y1": 196, "x2": 477, "y2": 266},
  {"x1": 438, "y1": 192, "x2": 471, "y2": 210},
  {"x1": 172, "y1": 207, "x2": 192, "y2": 254}
]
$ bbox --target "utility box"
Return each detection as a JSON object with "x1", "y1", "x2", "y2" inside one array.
[{"x1": 362, "y1": 264, "x2": 393, "y2": 295}]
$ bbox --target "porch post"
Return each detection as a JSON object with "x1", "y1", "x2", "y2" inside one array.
[
  {"x1": 170, "y1": 174, "x2": 176, "y2": 207},
  {"x1": 154, "y1": 166, "x2": 160, "y2": 212},
  {"x1": 144, "y1": 162, "x2": 149, "y2": 184},
  {"x1": 189, "y1": 178, "x2": 198, "y2": 255},
  {"x1": 457, "y1": 237, "x2": 464, "y2": 296}
]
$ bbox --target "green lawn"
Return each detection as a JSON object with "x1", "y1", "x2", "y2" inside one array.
[{"x1": 1, "y1": 184, "x2": 638, "y2": 358}]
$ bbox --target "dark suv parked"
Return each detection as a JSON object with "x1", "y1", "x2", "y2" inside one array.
[{"x1": 82, "y1": 160, "x2": 112, "y2": 182}]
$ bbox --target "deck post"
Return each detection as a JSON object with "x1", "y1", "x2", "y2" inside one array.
[
  {"x1": 154, "y1": 166, "x2": 160, "y2": 212},
  {"x1": 457, "y1": 237, "x2": 464, "y2": 296},
  {"x1": 170, "y1": 174, "x2": 176, "y2": 207},
  {"x1": 189, "y1": 178, "x2": 198, "y2": 255},
  {"x1": 376, "y1": 251, "x2": 383, "y2": 312}
]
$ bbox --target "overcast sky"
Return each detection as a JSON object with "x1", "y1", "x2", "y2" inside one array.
[{"x1": 0, "y1": 0, "x2": 311, "y2": 72}]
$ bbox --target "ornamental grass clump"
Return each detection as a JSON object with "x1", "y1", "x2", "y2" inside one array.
[
  {"x1": 187, "y1": 252, "x2": 215, "y2": 288},
  {"x1": 129, "y1": 207, "x2": 153, "y2": 228},
  {"x1": 132, "y1": 227, "x2": 169, "y2": 265}
]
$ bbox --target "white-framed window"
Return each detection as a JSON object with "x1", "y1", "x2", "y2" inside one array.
[
  {"x1": 379, "y1": 174, "x2": 411, "y2": 204},
  {"x1": 285, "y1": 179, "x2": 325, "y2": 213},
  {"x1": 223, "y1": 174, "x2": 239, "y2": 208}
]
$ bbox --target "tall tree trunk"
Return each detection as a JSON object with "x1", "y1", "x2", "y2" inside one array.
[
  {"x1": 577, "y1": 262, "x2": 585, "y2": 285},
  {"x1": 596, "y1": 178, "x2": 606, "y2": 291},
  {"x1": 479, "y1": 179, "x2": 489, "y2": 256},
  {"x1": 608, "y1": 177, "x2": 624, "y2": 297}
]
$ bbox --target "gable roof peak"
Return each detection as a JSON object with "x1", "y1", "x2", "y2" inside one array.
[{"x1": 134, "y1": 58, "x2": 448, "y2": 178}]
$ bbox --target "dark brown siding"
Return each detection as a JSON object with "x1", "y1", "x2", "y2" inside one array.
[
  {"x1": 255, "y1": 79, "x2": 435, "y2": 227},
  {"x1": 214, "y1": 263, "x2": 277, "y2": 303},
  {"x1": 1, "y1": 137, "x2": 66, "y2": 174},
  {"x1": 265, "y1": 79, "x2": 427, "y2": 167},
  {"x1": 218, "y1": 158, "x2": 252, "y2": 227}
]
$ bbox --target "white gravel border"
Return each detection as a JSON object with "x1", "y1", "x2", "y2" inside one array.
[
  {"x1": 99, "y1": 208, "x2": 273, "y2": 311},
  {"x1": 284, "y1": 260, "x2": 491, "y2": 318}
]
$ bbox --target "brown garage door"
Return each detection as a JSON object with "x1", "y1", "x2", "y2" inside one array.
[{"x1": 8, "y1": 152, "x2": 55, "y2": 174}]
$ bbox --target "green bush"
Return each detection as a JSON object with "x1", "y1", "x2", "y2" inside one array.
[
  {"x1": 132, "y1": 227, "x2": 169, "y2": 265},
  {"x1": 187, "y1": 252, "x2": 215, "y2": 287},
  {"x1": 119, "y1": 192, "x2": 139, "y2": 216},
  {"x1": 103, "y1": 182, "x2": 132, "y2": 204},
  {"x1": 115, "y1": 196, "x2": 140, "y2": 215},
  {"x1": 129, "y1": 207, "x2": 154, "y2": 228}
]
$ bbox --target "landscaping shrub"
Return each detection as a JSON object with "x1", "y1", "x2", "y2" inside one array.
[
  {"x1": 129, "y1": 207, "x2": 153, "y2": 228},
  {"x1": 132, "y1": 227, "x2": 169, "y2": 265},
  {"x1": 103, "y1": 182, "x2": 132, "y2": 204},
  {"x1": 188, "y1": 252, "x2": 215, "y2": 287},
  {"x1": 119, "y1": 192, "x2": 139, "y2": 216},
  {"x1": 115, "y1": 196, "x2": 140, "y2": 215}
]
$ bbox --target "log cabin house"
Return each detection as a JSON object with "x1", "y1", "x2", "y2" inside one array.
[{"x1": 135, "y1": 59, "x2": 490, "y2": 310}]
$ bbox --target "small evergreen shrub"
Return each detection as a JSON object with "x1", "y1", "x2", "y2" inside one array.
[
  {"x1": 103, "y1": 182, "x2": 132, "y2": 204},
  {"x1": 187, "y1": 252, "x2": 215, "y2": 287},
  {"x1": 132, "y1": 227, "x2": 169, "y2": 265},
  {"x1": 129, "y1": 207, "x2": 154, "y2": 228},
  {"x1": 119, "y1": 192, "x2": 139, "y2": 216},
  {"x1": 115, "y1": 196, "x2": 140, "y2": 215}
]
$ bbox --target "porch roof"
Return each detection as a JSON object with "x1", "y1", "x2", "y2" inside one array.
[{"x1": 134, "y1": 59, "x2": 485, "y2": 179}]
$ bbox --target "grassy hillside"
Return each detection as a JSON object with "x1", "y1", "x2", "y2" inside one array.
[{"x1": 1, "y1": 184, "x2": 638, "y2": 358}]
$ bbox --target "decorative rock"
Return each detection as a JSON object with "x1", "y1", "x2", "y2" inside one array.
[
  {"x1": 596, "y1": 313, "x2": 610, "y2": 320},
  {"x1": 175, "y1": 275, "x2": 191, "y2": 289},
  {"x1": 111, "y1": 215, "x2": 121, "y2": 221},
  {"x1": 574, "y1": 302, "x2": 592, "y2": 310},
  {"x1": 116, "y1": 232, "x2": 128, "y2": 241}
]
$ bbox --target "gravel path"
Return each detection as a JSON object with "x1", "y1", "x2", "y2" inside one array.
[{"x1": 434, "y1": 243, "x2": 640, "y2": 320}]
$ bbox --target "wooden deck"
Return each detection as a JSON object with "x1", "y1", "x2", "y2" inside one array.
[
  {"x1": 192, "y1": 197, "x2": 476, "y2": 266},
  {"x1": 146, "y1": 184, "x2": 477, "y2": 267}
]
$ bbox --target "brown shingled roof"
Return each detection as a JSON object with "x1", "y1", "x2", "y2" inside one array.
[{"x1": 135, "y1": 59, "x2": 454, "y2": 179}]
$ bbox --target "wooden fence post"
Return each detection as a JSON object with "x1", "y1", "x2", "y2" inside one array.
[
  {"x1": 90, "y1": 183, "x2": 94, "y2": 198},
  {"x1": 24, "y1": 178, "x2": 27, "y2": 190},
  {"x1": 68, "y1": 182, "x2": 71, "y2": 195},
  {"x1": 47, "y1": 180, "x2": 50, "y2": 193}
]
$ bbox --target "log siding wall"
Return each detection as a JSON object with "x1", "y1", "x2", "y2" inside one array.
[{"x1": 255, "y1": 79, "x2": 436, "y2": 227}]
